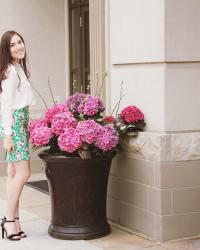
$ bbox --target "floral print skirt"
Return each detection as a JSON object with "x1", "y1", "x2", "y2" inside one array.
[{"x1": 0, "y1": 106, "x2": 29, "y2": 162}]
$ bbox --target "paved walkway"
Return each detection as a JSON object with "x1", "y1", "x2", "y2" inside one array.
[{"x1": 0, "y1": 173, "x2": 200, "y2": 250}]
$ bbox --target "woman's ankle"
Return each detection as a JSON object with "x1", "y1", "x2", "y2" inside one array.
[{"x1": 15, "y1": 219, "x2": 21, "y2": 230}]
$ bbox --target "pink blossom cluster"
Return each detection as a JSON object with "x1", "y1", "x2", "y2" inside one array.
[
  {"x1": 103, "y1": 116, "x2": 116, "y2": 124},
  {"x1": 65, "y1": 93, "x2": 88, "y2": 112},
  {"x1": 29, "y1": 93, "x2": 145, "y2": 157},
  {"x1": 95, "y1": 126, "x2": 119, "y2": 152},
  {"x1": 58, "y1": 128, "x2": 82, "y2": 153},
  {"x1": 30, "y1": 126, "x2": 53, "y2": 146},
  {"x1": 120, "y1": 105, "x2": 144, "y2": 123},
  {"x1": 77, "y1": 96, "x2": 104, "y2": 116},
  {"x1": 29, "y1": 104, "x2": 75, "y2": 147},
  {"x1": 66, "y1": 93, "x2": 105, "y2": 117},
  {"x1": 45, "y1": 104, "x2": 69, "y2": 124},
  {"x1": 57, "y1": 121, "x2": 118, "y2": 153},
  {"x1": 28, "y1": 118, "x2": 47, "y2": 133},
  {"x1": 76, "y1": 120, "x2": 101, "y2": 144},
  {"x1": 29, "y1": 105, "x2": 118, "y2": 153},
  {"x1": 51, "y1": 112, "x2": 77, "y2": 135}
]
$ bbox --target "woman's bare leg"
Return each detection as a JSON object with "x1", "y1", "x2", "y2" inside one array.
[
  {"x1": 5, "y1": 160, "x2": 30, "y2": 236},
  {"x1": 6, "y1": 163, "x2": 21, "y2": 230},
  {"x1": 4, "y1": 162, "x2": 18, "y2": 237}
]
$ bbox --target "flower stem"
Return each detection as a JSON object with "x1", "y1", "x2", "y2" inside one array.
[
  {"x1": 48, "y1": 76, "x2": 56, "y2": 105},
  {"x1": 30, "y1": 82, "x2": 48, "y2": 110},
  {"x1": 111, "y1": 81, "x2": 124, "y2": 117}
]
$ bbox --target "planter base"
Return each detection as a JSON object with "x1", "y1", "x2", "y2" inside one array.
[
  {"x1": 38, "y1": 151, "x2": 115, "y2": 240},
  {"x1": 48, "y1": 223, "x2": 111, "y2": 240}
]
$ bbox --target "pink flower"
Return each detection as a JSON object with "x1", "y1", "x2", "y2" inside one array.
[
  {"x1": 45, "y1": 104, "x2": 69, "y2": 124},
  {"x1": 66, "y1": 93, "x2": 88, "y2": 112},
  {"x1": 77, "y1": 96, "x2": 104, "y2": 116},
  {"x1": 28, "y1": 119, "x2": 48, "y2": 133},
  {"x1": 58, "y1": 128, "x2": 82, "y2": 153},
  {"x1": 76, "y1": 103, "x2": 84, "y2": 114},
  {"x1": 95, "y1": 126, "x2": 119, "y2": 152},
  {"x1": 30, "y1": 127, "x2": 53, "y2": 146},
  {"x1": 103, "y1": 116, "x2": 116, "y2": 124},
  {"x1": 51, "y1": 112, "x2": 77, "y2": 135},
  {"x1": 120, "y1": 105, "x2": 144, "y2": 123},
  {"x1": 66, "y1": 94, "x2": 105, "y2": 116},
  {"x1": 29, "y1": 91, "x2": 146, "y2": 158},
  {"x1": 76, "y1": 120, "x2": 101, "y2": 144}
]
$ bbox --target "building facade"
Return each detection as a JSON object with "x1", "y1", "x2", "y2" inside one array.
[{"x1": 1, "y1": 0, "x2": 200, "y2": 241}]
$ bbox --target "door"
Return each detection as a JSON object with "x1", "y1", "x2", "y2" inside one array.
[{"x1": 69, "y1": 0, "x2": 90, "y2": 94}]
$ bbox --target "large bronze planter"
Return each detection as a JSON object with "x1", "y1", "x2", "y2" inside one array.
[{"x1": 38, "y1": 151, "x2": 115, "y2": 240}]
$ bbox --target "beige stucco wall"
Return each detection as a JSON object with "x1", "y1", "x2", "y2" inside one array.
[
  {"x1": 165, "y1": 0, "x2": 200, "y2": 61},
  {"x1": 164, "y1": 0, "x2": 200, "y2": 131},
  {"x1": 0, "y1": 0, "x2": 69, "y2": 112},
  {"x1": 108, "y1": 0, "x2": 165, "y2": 132},
  {"x1": 110, "y1": 0, "x2": 165, "y2": 64},
  {"x1": 108, "y1": 0, "x2": 200, "y2": 133}
]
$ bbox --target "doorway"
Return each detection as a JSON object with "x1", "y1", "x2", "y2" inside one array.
[{"x1": 69, "y1": 0, "x2": 90, "y2": 94}]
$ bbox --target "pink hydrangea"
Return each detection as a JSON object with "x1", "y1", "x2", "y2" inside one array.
[
  {"x1": 76, "y1": 103, "x2": 84, "y2": 114},
  {"x1": 30, "y1": 127, "x2": 53, "y2": 146},
  {"x1": 51, "y1": 112, "x2": 77, "y2": 135},
  {"x1": 76, "y1": 120, "x2": 101, "y2": 144},
  {"x1": 95, "y1": 126, "x2": 119, "y2": 152},
  {"x1": 28, "y1": 118, "x2": 48, "y2": 133},
  {"x1": 58, "y1": 128, "x2": 82, "y2": 153},
  {"x1": 45, "y1": 104, "x2": 69, "y2": 124},
  {"x1": 103, "y1": 116, "x2": 116, "y2": 124},
  {"x1": 66, "y1": 93, "x2": 88, "y2": 112},
  {"x1": 120, "y1": 105, "x2": 144, "y2": 123},
  {"x1": 77, "y1": 96, "x2": 104, "y2": 116}
]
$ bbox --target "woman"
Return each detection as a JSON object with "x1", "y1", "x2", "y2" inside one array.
[{"x1": 0, "y1": 31, "x2": 35, "y2": 240}]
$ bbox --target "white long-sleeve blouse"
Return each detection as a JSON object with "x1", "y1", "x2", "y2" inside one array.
[{"x1": 0, "y1": 63, "x2": 35, "y2": 135}]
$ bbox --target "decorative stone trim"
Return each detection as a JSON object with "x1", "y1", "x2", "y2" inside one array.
[{"x1": 124, "y1": 132, "x2": 200, "y2": 163}]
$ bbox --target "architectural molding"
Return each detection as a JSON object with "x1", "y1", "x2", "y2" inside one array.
[
  {"x1": 89, "y1": 0, "x2": 106, "y2": 101},
  {"x1": 124, "y1": 131, "x2": 200, "y2": 163}
]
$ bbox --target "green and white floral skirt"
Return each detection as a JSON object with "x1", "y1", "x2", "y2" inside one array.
[{"x1": 0, "y1": 106, "x2": 29, "y2": 162}]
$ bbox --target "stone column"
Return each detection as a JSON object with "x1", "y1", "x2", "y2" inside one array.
[
  {"x1": 107, "y1": 0, "x2": 200, "y2": 241},
  {"x1": 89, "y1": 0, "x2": 107, "y2": 101}
]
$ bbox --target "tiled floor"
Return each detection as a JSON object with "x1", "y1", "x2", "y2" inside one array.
[{"x1": 0, "y1": 173, "x2": 200, "y2": 250}]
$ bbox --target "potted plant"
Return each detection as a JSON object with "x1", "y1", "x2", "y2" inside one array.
[{"x1": 29, "y1": 92, "x2": 145, "y2": 240}]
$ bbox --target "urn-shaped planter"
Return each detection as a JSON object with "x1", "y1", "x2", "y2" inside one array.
[{"x1": 38, "y1": 151, "x2": 115, "y2": 240}]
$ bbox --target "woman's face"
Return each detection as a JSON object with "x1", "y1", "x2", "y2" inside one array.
[{"x1": 10, "y1": 34, "x2": 25, "y2": 63}]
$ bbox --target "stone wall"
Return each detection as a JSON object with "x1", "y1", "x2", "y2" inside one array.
[{"x1": 107, "y1": 132, "x2": 200, "y2": 240}]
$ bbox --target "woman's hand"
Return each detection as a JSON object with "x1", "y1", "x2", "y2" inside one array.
[{"x1": 3, "y1": 135, "x2": 14, "y2": 153}]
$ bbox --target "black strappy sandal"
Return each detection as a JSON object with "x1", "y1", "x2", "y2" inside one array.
[
  {"x1": 15, "y1": 217, "x2": 27, "y2": 238},
  {"x1": 1, "y1": 217, "x2": 20, "y2": 241}
]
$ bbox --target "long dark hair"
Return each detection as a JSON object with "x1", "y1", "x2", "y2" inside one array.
[{"x1": 0, "y1": 31, "x2": 30, "y2": 92}]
